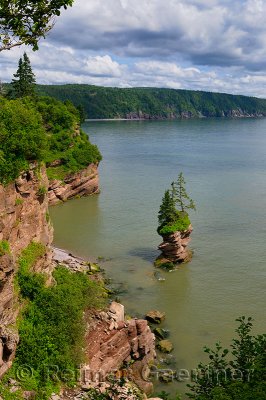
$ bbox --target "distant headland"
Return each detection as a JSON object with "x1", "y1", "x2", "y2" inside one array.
[{"x1": 36, "y1": 84, "x2": 266, "y2": 120}]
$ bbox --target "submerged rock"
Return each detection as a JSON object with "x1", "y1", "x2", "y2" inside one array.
[
  {"x1": 157, "y1": 339, "x2": 174, "y2": 353},
  {"x1": 153, "y1": 327, "x2": 169, "y2": 340},
  {"x1": 146, "y1": 310, "x2": 166, "y2": 324}
]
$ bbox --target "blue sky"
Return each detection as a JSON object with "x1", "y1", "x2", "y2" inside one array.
[{"x1": 1, "y1": 0, "x2": 266, "y2": 97}]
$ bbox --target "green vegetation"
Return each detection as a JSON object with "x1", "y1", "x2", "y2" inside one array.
[
  {"x1": 0, "y1": 0, "x2": 73, "y2": 52},
  {"x1": 10, "y1": 242, "x2": 106, "y2": 399},
  {"x1": 15, "y1": 198, "x2": 23, "y2": 206},
  {"x1": 36, "y1": 84, "x2": 266, "y2": 119},
  {"x1": 0, "y1": 97, "x2": 47, "y2": 184},
  {"x1": 0, "y1": 95, "x2": 101, "y2": 185},
  {"x1": 0, "y1": 240, "x2": 10, "y2": 256},
  {"x1": 187, "y1": 317, "x2": 266, "y2": 400},
  {"x1": 158, "y1": 173, "x2": 195, "y2": 235},
  {"x1": 159, "y1": 212, "x2": 191, "y2": 235},
  {"x1": 10, "y1": 52, "x2": 36, "y2": 98}
]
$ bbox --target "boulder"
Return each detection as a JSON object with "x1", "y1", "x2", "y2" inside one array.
[
  {"x1": 157, "y1": 340, "x2": 174, "y2": 353},
  {"x1": 146, "y1": 310, "x2": 165, "y2": 324},
  {"x1": 153, "y1": 328, "x2": 169, "y2": 340}
]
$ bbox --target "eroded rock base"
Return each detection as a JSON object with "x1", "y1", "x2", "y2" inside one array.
[{"x1": 156, "y1": 225, "x2": 193, "y2": 268}]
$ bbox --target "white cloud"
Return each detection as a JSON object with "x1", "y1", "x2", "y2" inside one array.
[{"x1": 1, "y1": 0, "x2": 266, "y2": 97}]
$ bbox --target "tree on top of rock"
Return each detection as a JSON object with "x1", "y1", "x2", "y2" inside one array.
[
  {"x1": 158, "y1": 172, "x2": 195, "y2": 235},
  {"x1": 11, "y1": 52, "x2": 36, "y2": 98}
]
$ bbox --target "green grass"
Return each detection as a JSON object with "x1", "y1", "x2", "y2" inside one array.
[
  {"x1": 158, "y1": 213, "x2": 191, "y2": 235},
  {"x1": 46, "y1": 165, "x2": 69, "y2": 181},
  {"x1": 0, "y1": 240, "x2": 10, "y2": 256},
  {"x1": 18, "y1": 242, "x2": 46, "y2": 274}
]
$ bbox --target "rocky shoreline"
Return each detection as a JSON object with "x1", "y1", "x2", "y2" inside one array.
[
  {"x1": 50, "y1": 248, "x2": 161, "y2": 400},
  {"x1": 86, "y1": 109, "x2": 266, "y2": 122}
]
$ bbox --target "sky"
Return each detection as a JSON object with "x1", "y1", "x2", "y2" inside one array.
[{"x1": 1, "y1": 0, "x2": 266, "y2": 97}]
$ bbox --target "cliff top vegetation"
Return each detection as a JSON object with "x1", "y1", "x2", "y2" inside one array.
[{"x1": 0, "y1": 95, "x2": 101, "y2": 185}]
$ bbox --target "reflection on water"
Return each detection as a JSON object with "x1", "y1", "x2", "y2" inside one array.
[{"x1": 50, "y1": 118, "x2": 266, "y2": 397}]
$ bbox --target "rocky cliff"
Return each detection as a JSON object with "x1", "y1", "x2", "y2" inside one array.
[
  {"x1": 156, "y1": 225, "x2": 193, "y2": 268},
  {"x1": 48, "y1": 163, "x2": 99, "y2": 205},
  {"x1": 0, "y1": 164, "x2": 53, "y2": 377},
  {"x1": 84, "y1": 302, "x2": 156, "y2": 395}
]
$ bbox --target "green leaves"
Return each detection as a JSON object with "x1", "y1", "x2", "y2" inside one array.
[
  {"x1": 0, "y1": 97, "x2": 47, "y2": 184},
  {"x1": 0, "y1": 0, "x2": 73, "y2": 51},
  {"x1": 187, "y1": 317, "x2": 266, "y2": 400}
]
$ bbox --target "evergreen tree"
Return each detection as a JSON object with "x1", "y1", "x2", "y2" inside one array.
[
  {"x1": 171, "y1": 172, "x2": 196, "y2": 213},
  {"x1": 158, "y1": 190, "x2": 177, "y2": 227},
  {"x1": 158, "y1": 173, "x2": 196, "y2": 232},
  {"x1": 11, "y1": 52, "x2": 36, "y2": 98}
]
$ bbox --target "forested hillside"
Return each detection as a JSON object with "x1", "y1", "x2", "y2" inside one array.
[{"x1": 37, "y1": 84, "x2": 266, "y2": 119}]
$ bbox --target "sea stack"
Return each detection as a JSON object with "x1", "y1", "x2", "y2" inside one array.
[
  {"x1": 156, "y1": 224, "x2": 193, "y2": 268},
  {"x1": 155, "y1": 173, "x2": 195, "y2": 269}
]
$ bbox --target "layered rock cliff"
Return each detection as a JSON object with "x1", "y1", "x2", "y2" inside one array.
[
  {"x1": 0, "y1": 164, "x2": 53, "y2": 377},
  {"x1": 156, "y1": 225, "x2": 193, "y2": 268},
  {"x1": 48, "y1": 163, "x2": 99, "y2": 205},
  {"x1": 84, "y1": 302, "x2": 156, "y2": 394}
]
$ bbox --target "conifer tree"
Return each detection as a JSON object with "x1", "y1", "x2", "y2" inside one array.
[
  {"x1": 158, "y1": 189, "x2": 177, "y2": 227},
  {"x1": 158, "y1": 172, "x2": 195, "y2": 231},
  {"x1": 171, "y1": 172, "x2": 196, "y2": 213},
  {"x1": 11, "y1": 52, "x2": 36, "y2": 98}
]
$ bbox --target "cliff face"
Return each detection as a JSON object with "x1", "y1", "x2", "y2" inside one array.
[
  {"x1": 48, "y1": 163, "x2": 99, "y2": 205},
  {"x1": 0, "y1": 164, "x2": 53, "y2": 377}
]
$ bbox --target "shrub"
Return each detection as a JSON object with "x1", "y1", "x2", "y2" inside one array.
[
  {"x1": 0, "y1": 240, "x2": 10, "y2": 256},
  {"x1": 187, "y1": 317, "x2": 266, "y2": 400}
]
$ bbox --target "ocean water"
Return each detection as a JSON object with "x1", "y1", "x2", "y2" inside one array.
[{"x1": 50, "y1": 118, "x2": 266, "y2": 397}]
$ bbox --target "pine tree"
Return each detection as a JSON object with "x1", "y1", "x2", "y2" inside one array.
[
  {"x1": 158, "y1": 190, "x2": 177, "y2": 227},
  {"x1": 158, "y1": 172, "x2": 196, "y2": 232},
  {"x1": 171, "y1": 172, "x2": 196, "y2": 213},
  {"x1": 11, "y1": 53, "x2": 36, "y2": 98}
]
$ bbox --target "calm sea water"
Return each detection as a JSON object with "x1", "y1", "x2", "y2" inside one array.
[{"x1": 50, "y1": 118, "x2": 266, "y2": 397}]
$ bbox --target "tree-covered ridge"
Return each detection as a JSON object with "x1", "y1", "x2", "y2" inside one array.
[
  {"x1": 0, "y1": 95, "x2": 102, "y2": 185},
  {"x1": 36, "y1": 84, "x2": 266, "y2": 119}
]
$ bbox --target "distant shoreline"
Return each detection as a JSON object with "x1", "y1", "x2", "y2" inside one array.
[{"x1": 85, "y1": 118, "x2": 145, "y2": 121}]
